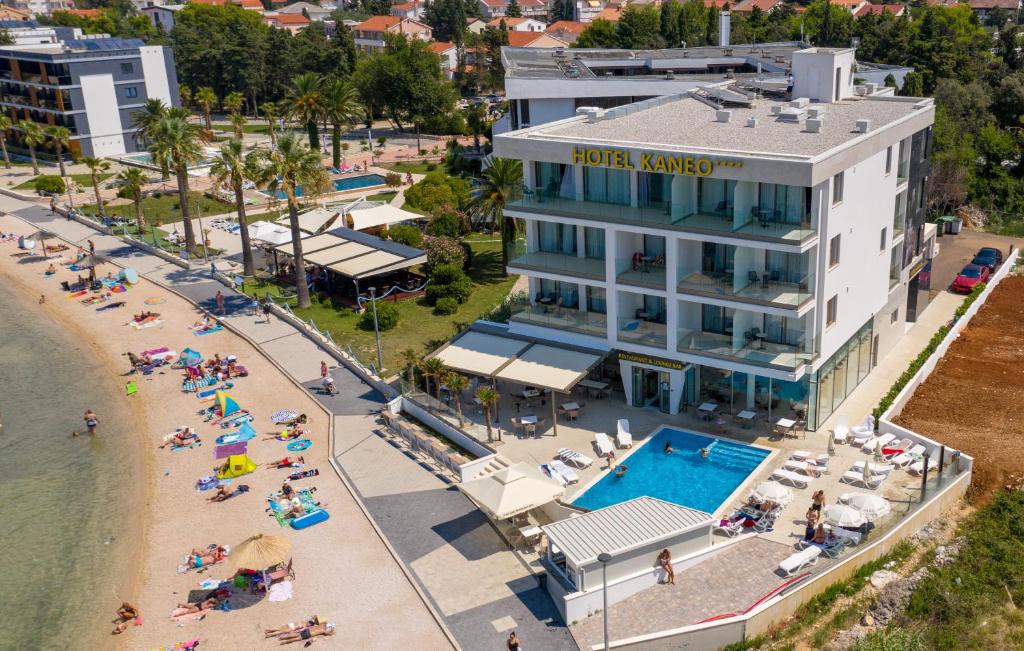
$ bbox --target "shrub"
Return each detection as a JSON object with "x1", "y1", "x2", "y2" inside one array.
[
  {"x1": 425, "y1": 263, "x2": 471, "y2": 304},
  {"x1": 153, "y1": 191, "x2": 163, "y2": 198},
  {"x1": 384, "y1": 172, "x2": 402, "y2": 188},
  {"x1": 403, "y1": 172, "x2": 471, "y2": 214},
  {"x1": 359, "y1": 300, "x2": 399, "y2": 331},
  {"x1": 34, "y1": 175, "x2": 65, "y2": 195},
  {"x1": 423, "y1": 235, "x2": 465, "y2": 271},
  {"x1": 387, "y1": 224, "x2": 423, "y2": 248},
  {"x1": 434, "y1": 297, "x2": 459, "y2": 315},
  {"x1": 419, "y1": 149, "x2": 427, "y2": 156},
  {"x1": 426, "y1": 206, "x2": 468, "y2": 238}
]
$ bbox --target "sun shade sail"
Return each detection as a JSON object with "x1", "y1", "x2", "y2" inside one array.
[
  {"x1": 495, "y1": 344, "x2": 602, "y2": 393},
  {"x1": 432, "y1": 331, "x2": 532, "y2": 377}
]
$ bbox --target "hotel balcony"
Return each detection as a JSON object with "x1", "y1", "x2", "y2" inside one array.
[
  {"x1": 507, "y1": 248, "x2": 605, "y2": 280},
  {"x1": 510, "y1": 302, "x2": 608, "y2": 338},
  {"x1": 617, "y1": 291, "x2": 667, "y2": 348},
  {"x1": 676, "y1": 329, "x2": 816, "y2": 371}
]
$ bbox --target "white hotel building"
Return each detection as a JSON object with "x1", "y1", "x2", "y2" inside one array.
[{"x1": 493, "y1": 47, "x2": 937, "y2": 431}]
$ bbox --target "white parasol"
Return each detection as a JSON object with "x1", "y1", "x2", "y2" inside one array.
[
  {"x1": 843, "y1": 493, "x2": 891, "y2": 521},
  {"x1": 823, "y1": 504, "x2": 866, "y2": 529},
  {"x1": 751, "y1": 481, "x2": 793, "y2": 505}
]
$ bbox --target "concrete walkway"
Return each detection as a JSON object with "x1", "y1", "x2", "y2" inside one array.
[{"x1": 2, "y1": 195, "x2": 574, "y2": 651}]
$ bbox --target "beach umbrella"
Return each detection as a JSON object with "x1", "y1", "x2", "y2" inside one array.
[
  {"x1": 844, "y1": 493, "x2": 891, "y2": 521},
  {"x1": 30, "y1": 229, "x2": 57, "y2": 253},
  {"x1": 827, "y1": 432, "x2": 836, "y2": 456},
  {"x1": 227, "y1": 533, "x2": 293, "y2": 573},
  {"x1": 823, "y1": 504, "x2": 866, "y2": 529},
  {"x1": 862, "y1": 457, "x2": 873, "y2": 483},
  {"x1": 74, "y1": 254, "x2": 106, "y2": 270},
  {"x1": 751, "y1": 481, "x2": 792, "y2": 505}
]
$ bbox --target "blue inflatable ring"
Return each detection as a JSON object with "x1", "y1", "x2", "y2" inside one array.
[{"x1": 287, "y1": 439, "x2": 312, "y2": 452}]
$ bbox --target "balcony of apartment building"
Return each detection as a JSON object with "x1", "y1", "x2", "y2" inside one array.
[
  {"x1": 676, "y1": 241, "x2": 815, "y2": 310},
  {"x1": 676, "y1": 301, "x2": 817, "y2": 371},
  {"x1": 615, "y1": 231, "x2": 666, "y2": 290},
  {"x1": 889, "y1": 242, "x2": 902, "y2": 290},
  {"x1": 896, "y1": 137, "x2": 910, "y2": 185},
  {"x1": 617, "y1": 291, "x2": 667, "y2": 349},
  {"x1": 506, "y1": 221, "x2": 605, "y2": 280},
  {"x1": 893, "y1": 189, "x2": 907, "y2": 241},
  {"x1": 507, "y1": 161, "x2": 817, "y2": 245},
  {"x1": 510, "y1": 280, "x2": 608, "y2": 338}
]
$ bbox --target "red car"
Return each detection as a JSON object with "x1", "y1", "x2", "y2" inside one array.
[{"x1": 951, "y1": 263, "x2": 990, "y2": 293}]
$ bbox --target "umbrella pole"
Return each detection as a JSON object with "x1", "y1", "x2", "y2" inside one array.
[{"x1": 551, "y1": 392, "x2": 557, "y2": 436}]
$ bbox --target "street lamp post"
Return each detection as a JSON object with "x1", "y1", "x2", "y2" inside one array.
[
  {"x1": 369, "y1": 286, "x2": 383, "y2": 371},
  {"x1": 598, "y1": 552, "x2": 613, "y2": 651}
]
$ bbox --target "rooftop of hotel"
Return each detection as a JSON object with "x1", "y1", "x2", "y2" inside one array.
[{"x1": 506, "y1": 91, "x2": 933, "y2": 160}]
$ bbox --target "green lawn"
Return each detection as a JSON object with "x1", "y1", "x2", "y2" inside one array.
[
  {"x1": 260, "y1": 236, "x2": 517, "y2": 373},
  {"x1": 79, "y1": 191, "x2": 233, "y2": 226},
  {"x1": 212, "y1": 123, "x2": 306, "y2": 136},
  {"x1": 15, "y1": 172, "x2": 113, "y2": 191},
  {"x1": 382, "y1": 161, "x2": 441, "y2": 175},
  {"x1": 366, "y1": 191, "x2": 398, "y2": 203}
]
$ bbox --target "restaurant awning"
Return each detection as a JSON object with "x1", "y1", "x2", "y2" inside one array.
[
  {"x1": 275, "y1": 232, "x2": 348, "y2": 257},
  {"x1": 345, "y1": 203, "x2": 421, "y2": 231},
  {"x1": 275, "y1": 207, "x2": 340, "y2": 235},
  {"x1": 248, "y1": 221, "x2": 292, "y2": 245},
  {"x1": 432, "y1": 330, "x2": 532, "y2": 377},
  {"x1": 272, "y1": 227, "x2": 426, "y2": 280},
  {"x1": 457, "y1": 463, "x2": 563, "y2": 520},
  {"x1": 494, "y1": 344, "x2": 603, "y2": 394}
]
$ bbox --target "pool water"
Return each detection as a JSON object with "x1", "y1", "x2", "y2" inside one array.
[
  {"x1": 270, "y1": 174, "x2": 386, "y2": 200},
  {"x1": 571, "y1": 427, "x2": 770, "y2": 513}
]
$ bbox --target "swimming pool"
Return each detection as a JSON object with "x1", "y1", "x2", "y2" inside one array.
[
  {"x1": 268, "y1": 174, "x2": 386, "y2": 200},
  {"x1": 571, "y1": 427, "x2": 770, "y2": 513}
]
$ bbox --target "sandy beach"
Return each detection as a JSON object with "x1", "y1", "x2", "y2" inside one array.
[{"x1": 0, "y1": 214, "x2": 450, "y2": 650}]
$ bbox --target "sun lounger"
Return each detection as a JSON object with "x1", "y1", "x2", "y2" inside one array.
[
  {"x1": 891, "y1": 444, "x2": 927, "y2": 467},
  {"x1": 557, "y1": 448, "x2": 594, "y2": 469},
  {"x1": 754, "y1": 507, "x2": 781, "y2": 532},
  {"x1": 832, "y1": 415, "x2": 850, "y2": 444},
  {"x1": 862, "y1": 433, "x2": 895, "y2": 453},
  {"x1": 550, "y1": 459, "x2": 580, "y2": 484},
  {"x1": 594, "y1": 432, "x2": 615, "y2": 457},
  {"x1": 770, "y1": 468, "x2": 815, "y2": 488},
  {"x1": 792, "y1": 451, "x2": 829, "y2": 465},
  {"x1": 783, "y1": 459, "x2": 822, "y2": 477},
  {"x1": 840, "y1": 469, "x2": 885, "y2": 489},
  {"x1": 827, "y1": 525, "x2": 862, "y2": 546},
  {"x1": 908, "y1": 455, "x2": 941, "y2": 476},
  {"x1": 850, "y1": 460, "x2": 895, "y2": 475},
  {"x1": 796, "y1": 536, "x2": 846, "y2": 558},
  {"x1": 540, "y1": 464, "x2": 567, "y2": 486},
  {"x1": 779, "y1": 545, "x2": 821, "y2": 575},
  {"x1": 616, "y1": 419, "x2": 632, "y2": 448},
  {"x1": 850, "y1": 416, "x2": 875, "y2": 446},
  {"x1": 714, "y1": 518, "x2": 745, "y2": 537}
]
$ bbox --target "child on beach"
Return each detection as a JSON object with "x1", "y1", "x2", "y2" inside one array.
[
  {"x1": 83, "y1": 410, "x2": 99, "y2": 434},
  {"x1": 112, "y1": 602, "x2": 140, "y2": 634}
]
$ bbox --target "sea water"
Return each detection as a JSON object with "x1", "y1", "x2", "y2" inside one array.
[{"x1": 0, "y1": 288, "x2": 140, "y2": 649}]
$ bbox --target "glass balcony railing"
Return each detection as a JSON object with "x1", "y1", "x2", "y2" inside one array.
[
  {"x1": 510, "y1": 302, "x2": 608, "y2": 338},
  {"x1": 618, "y1": 316, "x2": 667, "y2": 348},
  {"x1": 616, "y1": 262, "x2": 666, "y2": 290},
  {"x1": 508, "y1": 191, "x2": 816, "y2": 244},
  {"x1": 506, "y1": 248, "x2": 605, "y2": 280},
  {"x1": 676, "y1": 270, "x2": 814, "y2": 308},
  {"x1": 676, "y1": 329, "x2": 816, "y2": 371}
]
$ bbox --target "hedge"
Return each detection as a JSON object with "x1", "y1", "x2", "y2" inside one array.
[{"x1": 872, "y1": 282, "x2": 987, "y2": 420}]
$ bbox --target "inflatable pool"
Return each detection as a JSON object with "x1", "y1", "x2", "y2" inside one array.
[
  {"x1": 290, "y1": 509, "x2": 329, "y2": 530},
  {"x1": 286, "y1": 439, "x2": 312, "y2": 452}
]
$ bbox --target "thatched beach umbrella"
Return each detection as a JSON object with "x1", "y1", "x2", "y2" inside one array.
[
  {"x1": 73, "y1": 254, "x2": 107, "y2": 270},
  {"x1": 227, "y1": 533, "x2": 292, "y2": 573},
  {"x1": 29, "y1": 229, "x2": 58, "y2": 254}
]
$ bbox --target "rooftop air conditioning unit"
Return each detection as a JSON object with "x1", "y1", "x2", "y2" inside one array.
[
  {"x1": 716, "y1": 110, "x2": 732, "y2": 123},
  {"x1": 791, "y1": 97, "x2": 810, "y2": 108},
  {"x1": 807, "y1": 106, "x2": 826, "y2": 119},
  {"x1": 856, "y1": 119, "x2": 872, "y2": 133},
  {"x1": 747, "y1": 117, "x2": 758, "y2": 128},
  {"x1": 806, "y1": 118, "x2": 823, "y2": 133},
  {"x1": 771, "y1": 105, "x2": 782, "y2": 115}
]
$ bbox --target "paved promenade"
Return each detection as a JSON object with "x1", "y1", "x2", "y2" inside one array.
[{"x1": 2, "y1": 196, "x2": 575, "y2": 651}]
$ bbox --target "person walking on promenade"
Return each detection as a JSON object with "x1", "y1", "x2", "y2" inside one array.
[
  {"x1": 250, "y1": 293, "x2": 260, "y2": 317},
  {"x1": 84, "y1": 409, "x2": 99, "y2": 434},
  {"x1": 507, "y1": 631, "x2": 521, "y2": 651},
  {"x1": 215, "y1": 290, "x2": 225, "y2": 316},
  {"x1": 88, "y1": 239, "x2": 95, "y2": 255},
  {"x1": 321, "y1": 361, "x2": 328, "y2": 378}
]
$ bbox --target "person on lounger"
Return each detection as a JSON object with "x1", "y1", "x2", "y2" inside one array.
[
  {"x1": 277, "y1": 622, "x2": 336, "y2": 644},
  {"x1": 265, "y1": 617, "x2": 320, "y2": 638},
  {"x1": 811, "y1": 524, "x2": 829, "y2": 546}
]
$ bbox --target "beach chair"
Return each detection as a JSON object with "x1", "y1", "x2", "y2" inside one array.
[
  {"x1": 550, "y1": 460, "x2": 580, "y2": 485},
  {"x1": 783, "y1": 459, "x2": 823, "y2": 477},
  {"x1": 850, "y1": 460, "x2": 895, "y2": 475},
  {"x1": 616, "y1": 419, "x2": 632, "y2": 448},
  {"x1": 827, "y1": 526, "x2": 862, "y2": 546},
  {"x1": 778, "y1": 546, "x2": 821, "y2": 576},
  {"x1": 557, "y1": 448, "x2": 594, "y2": 469},
  {"x1": 754, "y1": 507, "x2": 781, "y2": 533},
  {"x1": 594, "y1": 432, "x2": 615, "y2": 457},
  {"x1": 713, "y1": 518, "x2": 744, "y2": 537},
  {"x1": 840, "y1": 469, "x2": 885, "y2": 489},
  {"x1": 770, "y1": 468, "x2": 814, "y2": 489},
  {"x1": 882, "y1": 438, "x2": 913, "y2": 458},
  {"x1": 832, "y1": 415, "x2": 850, "y2": 444},
  {"x1": 862, "y1": 433, "x2": 895, "y2": 453},
  {"x1": 908, "y1": 454, "x2": 941, "y2": 476},
  {"x1": 850, "y1": 415, "x2": 875, "y2": 445},
  {"x1": 539, "y1": 464, "x2": 567, "y2": 486},
  {"x1": 891, "y1": 444, "x2": 927, "y2": 467}
]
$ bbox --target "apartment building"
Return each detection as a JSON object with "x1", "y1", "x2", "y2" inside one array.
[
  {"x1": 493, "y1": 48, "x2": 937, "y2": 430},
  {"x1": 352, "y1": 15, "x2": 432, "y2": 53},
  {"x1": 0, "y1": 36, "x2": 179, "y2": 158}
]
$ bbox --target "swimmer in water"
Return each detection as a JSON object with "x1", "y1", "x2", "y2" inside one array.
[
  {"x1": 613, "y1": 464, "x2": 627, "y2": 477},
  {"x1": 700, "y1": 447, "x2": 709, "y2": 458},
  {"x1": 664, "y1": 442, "x2": 673, "y2": 454}
]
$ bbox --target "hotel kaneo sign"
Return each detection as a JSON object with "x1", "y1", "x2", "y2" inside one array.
[{"x1": 572, "y1": 147, "x2": 742, "y2": 176}]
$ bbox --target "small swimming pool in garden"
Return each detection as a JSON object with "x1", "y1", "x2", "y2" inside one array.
[
  {"x1": 571, "y1": 427, "x2": 771, "y2": 513},
  {"x1": 267, "y1": 174, "x2": 386, "y2": 200}
]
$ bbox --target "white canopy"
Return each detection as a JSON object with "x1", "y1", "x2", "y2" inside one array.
[
  {"x1": 823, "y1": 504, "x2": 866, "y2": 529},
  {"x1": 495, "y1": 344, "x2": 602, "y2": 394},
  {"x1": 275, "y1": 207, "x2": 340, "y2": 235},
  {"x1": 248, "y1": 221, "x2": 292, "y2": 245},
  {"x1": 751, "y1": 481, "x2": 793, "y2": 505},
  {"x1": 457, "y1": 463, "x2": 563, "y2": 520},
  {"x1": 433, "y1": 331, "x2": 531, "y2": 377},
  {"x1": 345, "y1": 203, "x2": 420, "y2": 231},
  {"x1": 841, "y1": 493, "x2": 891, "y2": 521}
]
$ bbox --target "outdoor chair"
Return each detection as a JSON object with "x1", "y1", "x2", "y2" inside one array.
[
  {"x1": 266, "y1": 559, "x2": 295, "y2": 584},
  {"x1": 840, "y1": 468, "x2": 886, "y2": 489},
  {"x1": 713, "y1": 519, "x2": 744, "y2": 537},
  {"x1": 863, "y1": 433, "x2": 895, "y2": 453},
  {"x1": 747, "y1": 270, "x2": 760, "y2": 284}
]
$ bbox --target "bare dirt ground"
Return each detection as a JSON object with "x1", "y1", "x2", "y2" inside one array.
[{"x1": 895, "y1": 274, "x2": 1024, "y2": 502}]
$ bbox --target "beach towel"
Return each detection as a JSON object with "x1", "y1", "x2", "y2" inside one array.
[
  {"x1": 131, "y1": 319, "x2": 163, "y2": 330},
  {"x1": 144, "y1": 297, "x2": 165, "y2": 305},
  {"x1": 217, "y1": 413, "x2": 252, "y2": 428},
  {"x1": 287, "y1": 468, "x2": 319, "y2": 481},
  {"x1": 267, "y1": 489, "x2": 319, "y2": 527},
  {"x1": 143, "y1": 346, "x2": 170, "y2": 356},
  {"x1": 198, "y1": 383, "x2": 233, "y2": 399},
  {"x1": 171, "y1": 441, "x2": 202, "y2": 452},
  {"x1": 169, "y1": 608, "x2": 207, "y2": 622},
  {"x1": 182, "y1": 375, "x2": 217, "y2": 393},
  {"x1": 193, "y1": 324, "x2": 224, "y2": 336},
  {"x1": 67, "y1": 290, "x2": 87, "y2": 299},
  {"x1": 267, "y1": 580, "x2": 293, "y2": 602},
  {"x1": 271, "y1": 410, "x2": 298, "y2": 424},
  {"x1": 215, "y1": 441, "x2": 247, "y2": 459}
]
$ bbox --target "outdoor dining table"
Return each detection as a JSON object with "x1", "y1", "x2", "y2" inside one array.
[
  {"x1": 521, "y1": 388, "x2": 540, "y2": 399},
  {"x1": 698, "y1": 402, "x2": 718, "y2": 421},
  {"x1": 560, "y1": 402, "x2": 580, "y2": 411},
  {"x1": 736, "y1": 410, "x2": 756, "y2": 428},
  {"x1": 774, "y1": 417, "x2": 797, "y2": 437},
  {"x1": 577, "y1": 379, "x2": 610, "y2": 399},
  {"x1": 519, "y1": 415, "x2": 538, "y2": 424}
]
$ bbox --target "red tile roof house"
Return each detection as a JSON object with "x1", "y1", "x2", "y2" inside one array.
[
  {"x1": 506, "y1": 31, "x2": 568, "y2": 47},
  {"x1": 486, "y1": 16, "x2": 547, "y2": 30},
  {"x1": 353, "y1": 15, "x2": 433, "y2": 53},
  {"x1": 390, "y1": 0, "x2": 424, "y2": 20},
  {"x1": 263, "y1": 12, "x2": 311, "y2": 33},
  {"x1": 967, "y1": 0, "x2": 1022, "y2": 21},
  {"x1": 853, "y1": 3, "x2": 906, "y2": 17},
  {"x1": 477, "y1": 0, "x2": 548, "y2": 21},
  {"x1": 545, "y1": 20, "x2": 586, "y2": 45},
  {"x1": 428, "y1": 40, "x2": 458, "y2": 80},
  {"x1": 732, "y1": 0, "x2": 786, "y2": 13}
]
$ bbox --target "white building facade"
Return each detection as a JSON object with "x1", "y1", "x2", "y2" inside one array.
[{"x1": 494, "y1": 48, "x2": 937, "y2": 431}]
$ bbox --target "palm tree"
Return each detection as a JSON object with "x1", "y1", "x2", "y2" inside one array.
[
  {"x1": 475, "y1": 386, "x2": 500, "y2": 442},
  {"x1": 262, "y1": 133, "x2": 327, "y2": 308},
  {"x1": 445, "y1": 372, "x2": 469, "y2": 426},
  {"x1": 81, "y1": 156, "x2": 111, "y2": 217},
  {"x1": 467, "y1": 103, "x2": 487, "y2": 152},
  {"x1": 0, "y1": 114, "x2": 11, "y2": 169},
  {"x1": 470, "y1": 157, "x2": 523, "y2": 276},
  {"x1": 150, "y1": 115, "x2": 204, "y2": 252},
  {"x1": 321, "y1": 78, "x2": 362, "y2": 169},
  {"x1": 398, "y1": 347, "x2": 419, "y2": 390},
  {"x1": 287, "y1": 72, "x2": 324, "y2": 151},
  {"x1": 18, "y1": 120, "x2": 44, "y2": 174},
  {"x1": 131, "y1": 97, "x2": 168, "y2": 147},
  {"x1": 230, "y1": 112, "x2": 247, "y2": 140},
  {"x1": 116, "y1": 167, "x2": 147, "y2": 231},
  {"x1": 260, "y1": 101, "x2": 279, "y2": 148},
  {"x1": 44, "y1": 125, "x2": 71, "y2": 178},
  {"x1": 195, "y1": 86, "x2": 217, "y2": 132},
  {"x1": 420, "y1": 357, "x2": 447, "y2": 402},
  {"x1": 179, "y1": 85, "x2": 192, "y2": 109},
  {"x1": 210, "y1": 138, "x2": 260, "y2": 276},
  {"x1": 222, "y1": 91, "x2": 245, "y2": 117}
]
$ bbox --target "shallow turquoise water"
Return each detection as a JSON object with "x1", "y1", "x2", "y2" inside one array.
[
  {"x1": 0, "y1": 286, "x2": 139, "y2": 649},
  {"x1": 571, "y1": 428, "x2": 770, "y2": 513}
]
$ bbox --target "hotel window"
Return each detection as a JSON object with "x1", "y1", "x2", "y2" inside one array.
[
  {"x1": 826, "y1": 296, "x2": 837, "y2": 326},
  {"x1": 917, "y1": 177, "x2": 926, "y2": 209},
  {"x1": 832, "y1": 172, "x2": 844, "y2": 205},
  {"x1": 584, "y1": 226, "x2": 605, "y2": 259},
  {"x1": 639, "y1": 171, "x2": 671, "y2": 210},
  {"x1": 539, "y1": 278, "x2": 579, "y2": 309},
  {"x1": 697, "y1": 177, "x2": 737, "y2": 216},
  {"x1": 587, "y1": 286, "x2": 606, "y2": 313},
  {"x1": 885, "y1": 146, "x2": 892, "y2": 174},
  {"x1": 537, "y1": 221, "x2": 576, "y2": 255},
  {"x1": 535, "y1": 162, "x2": 570, "y2": 198},
  {"x1": 701, "y1": 304, "x2": 734, "y2": 335},
  {"x1": 120, "y1": 62, "x2": 133, "y2": 74},
  {"x1": 757, "y1": 183, "x2": 811, "y2": 225},
  {"x1": 583, "y1": 166, "x2": 630, "y2": 205},
  {"x1": 829, "y1": 234, "x2": 841, "y2": 267},
  {"x1": 125, "y1": 86, "x2": 138, "y2": 98},
  {"x1": 880, "y1": 227, "x2": 887, "y2": 251}
]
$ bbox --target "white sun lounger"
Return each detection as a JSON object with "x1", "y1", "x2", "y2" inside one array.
[
  {"x1": 832, "y1": 415, "x2": 850, "y2": 444},
  {"x1": 850, "y1": 460, "x2": 895, "y2": 475},
  {"x1": 850, "y1": 415, "x2": 875, "y2": 446},
  {"x1": 840, "y1": 469, "x2": 885, "y2": 489},
  {"x1": 908, "y1": 454, "x2": 941, "y2": 476},
  {"x1": 556, "y1": 448, "x2": 594, "y2": 469},
  {"x1": 616, "y1": 419, "x2": 632, "y2": 448},
  {"x1": 883, "y1": 438, "x2": 913, "y2": 458},
  {"x1": 779, "y1": 545, "x2": 821, "y2": 575},
  {"x1": 594, "y1": 432, "x2": 615, "y2": 457},
  {"x1": 539, "y1": 464, "x2": 567, "y2": 486},
  {"x1": 792, "y1": 450, "x2": 829, "y2": 465},
  {"x1": 783, "y1": 459, "x2": 823, "y2": 477},
  {"x1": 713, "y1": 518, "x2": 745, "y2": 537},
  {"x1": 549, "y1": 459, "x2": 580, "y2": 484},
  {"x1": 770, "y1": 468, "x2": 815, "y2": 488},
  {"x1": 862, "y1": 433, "x2": 895, "y2": 453},
  {"x1": 891, "y1": 444, "x2": 927, "y2": 467}
]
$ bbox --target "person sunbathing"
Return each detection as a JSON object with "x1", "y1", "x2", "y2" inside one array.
[
  {"x1": 175, "y1": 597, "x2": 217, "y2": 615},
  {"x1": 160, "y1": 428, "x2": 197, "y2": 449},
  {"x1": 112, "y1": 602, "x2": 140, "y2": 634},
  {"x1": 193, "y1": 315, "x2": 215, "y2": 330},
  {"x1": 207, "y1": 484, "x2": 249, "y2": 502},
  {"x1": 265, "y1": 618, "x2": 319, "y2": 638},
  {"x1": 265, "y1": 456, "x2": 304, "y2": 469},
  {"x1": 286, "y1": 498, "x2": 306, "y2": 518},
  {"x1": 281, "y1": 482, "x2": 296, "y2": 500},
  {"x1": 46, "y1": 263, "x2": 56, "y2": 274},
  {"x1": 278, "y1": 622, "x2": 336, "y2": 644}
]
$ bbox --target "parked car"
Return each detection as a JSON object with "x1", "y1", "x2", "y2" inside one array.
[
  {"x1": 971, "y1": 247, "x2": 1003, "y2": 271},
  {"x1": 951, "y1": 263, "x2": 990, "y2": 293}
]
